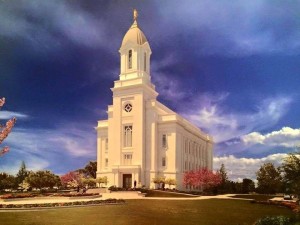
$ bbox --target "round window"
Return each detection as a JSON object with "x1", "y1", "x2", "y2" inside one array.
[{"x1": 124, "y1": 103, "x2": 132, "y2": 112}]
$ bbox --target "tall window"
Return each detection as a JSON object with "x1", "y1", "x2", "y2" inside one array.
[
  {"x1": 105, "y1": 138, "x2": 108, "y2": 151},
  {"x1": 124, "y1": 125, "x2": 133, "y2": 147},
  {"x1": 128, "y1": 50, "x2": 132, "y2": 69},
  {"x1": 144, "y1": 52, "x2": 146, "y2": 71},
  {"x1": 162, "y1": 134, "x2": 167, "y2": 148},
  {"x1": 123, "y1": 154, "x2": 132, "y2": 165},
  {"x1": 105, "y1": 158, "x2": 108, "y2": 167},
  {"x1": 162, "y1": 157, "x2": 166, "y2": 167}
]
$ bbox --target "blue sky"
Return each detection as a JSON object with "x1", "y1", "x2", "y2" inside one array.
[{"x1": 0, "y1": 0, "x2": 300, "y2": 181}]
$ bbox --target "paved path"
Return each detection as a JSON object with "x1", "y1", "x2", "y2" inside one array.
[{"x1": 0, "y1": 193, "x2": 250, "y2": 205}]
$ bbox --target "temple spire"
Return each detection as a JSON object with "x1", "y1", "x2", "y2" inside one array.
[
  {"x1": 130, "y1": 9, "x2": 139, "y2": 28},
  {"x1": 133, "y1": 9, "x2": 138, "y2": 21}
]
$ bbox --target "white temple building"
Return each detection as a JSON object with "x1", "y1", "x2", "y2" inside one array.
[{"x1": 96, "y1": 10, "x2": 213, "y2": 190}]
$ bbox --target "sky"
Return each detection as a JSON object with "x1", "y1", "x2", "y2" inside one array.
[{"x1": 0, "y1": 0, "x2": 300, "y2": 181}]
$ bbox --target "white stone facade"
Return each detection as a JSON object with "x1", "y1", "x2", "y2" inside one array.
[{"x1": 96, "y1": 13, "x2": 213, "y2": 190}]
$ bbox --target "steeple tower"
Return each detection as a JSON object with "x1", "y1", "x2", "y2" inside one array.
[{"x1": 119, "y1": 9, "x2": 152, "y2": 83}]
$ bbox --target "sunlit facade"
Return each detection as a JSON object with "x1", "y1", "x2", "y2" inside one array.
[{"x1": 96, "y1": 11, "x2": 213, "y2": 190}]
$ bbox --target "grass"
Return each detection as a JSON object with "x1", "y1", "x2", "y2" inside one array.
[
  {"x1": 0, "y1": 199, "x2": 298, "y2": 225},
  {"x1": 145, "y1": 190, "x2": 196, "y2": 198},
  {"x1": 230, "y1": 194, "x2": 277, "y2": 201}
]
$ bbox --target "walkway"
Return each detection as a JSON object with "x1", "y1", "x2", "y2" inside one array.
[{"x1": 0, "y1": 193, "x2": 249, "y2": 205}]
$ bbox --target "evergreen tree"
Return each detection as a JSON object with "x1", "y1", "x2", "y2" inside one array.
[
  {"x1": 256, "y1": 163, "x2": 282, "y2": 194},
  {"x1": 0, "y1": 173, "x2": 16, "y2": 190},
  {"x1": 242, "y1": 178, "x2": 255, "y2": 194},
  {"x1": 25, "y1": 170, "x2": 61, "y2": 190},
  {"x1": 84, "y1": 161, "x2": 97, "y2": 178},
  {"x1": 217, "y1": 163, "x2": 230, "y2": 193},
  {"x1": 219, "y1": 163, "x2": 228, "y2": 184},
  {"x1": 281, "y1": 149, "x2": 300, "y2": 194},
  {"x1": 16, "y1": 161, "x2": 28, "y2": 186},
  {"x1": 76, "y1": 161, "x2": 97, "y2": 178}
]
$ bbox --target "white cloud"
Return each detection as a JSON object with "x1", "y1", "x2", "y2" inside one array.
[
  {"x1": 153, "y1": 74, "x2": 188, "y2": 100},
  {"x1": 0, "y1": 0, "x2": 111, "y2": 49},
  {"x1": 0, "y1": 156, "x2": 49, "y2": 175},
  {"x1": 184, "y1": 95, "x2": 292, "y2": 143},
  {"x1": 0, "y1": 111, "x2": 28, "y2": 120},
  {"x1": 157, "y1": 0, "x2": 300, "y2": 56},
  {"x1": 213, "y1": 153, "x2": 287, "y2": 181},
  {"x1": 1, "y1": 124, "x2": 96, "y2": 174},
  {"x1": 152, "y1": 55, "x2": 189, "y2": 100},
  {"x1": 242, "y1": 127, "x2": 300, "y2": 148},
  {"x1": 48, "y1": 128, "x2": 96, "y2": 157}
]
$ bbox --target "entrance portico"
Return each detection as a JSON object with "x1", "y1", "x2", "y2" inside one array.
[{"x1": 111, "y1": 165, "x2": 141, "y2": 188}]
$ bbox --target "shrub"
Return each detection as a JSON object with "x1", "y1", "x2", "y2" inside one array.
[
  {"x1": 1, "y1": 193, "x2": 37, "y2": 199},
  {"x1": 255, "y1": 216, "x2": 296, "y2": 225},
  {"x1": 0, "y1": 198, "x2": 125, "y2": 208}
]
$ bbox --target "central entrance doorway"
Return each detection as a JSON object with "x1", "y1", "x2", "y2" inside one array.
[{"x1": 123, "y1": 174, "x2": 132, "y2": 188}]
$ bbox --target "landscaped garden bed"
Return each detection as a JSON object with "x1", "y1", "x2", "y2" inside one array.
[
  {"x1": 251, "y1": 199, "x2": 300, "y2": 213},
  {"x1": 0, "y1": 198, "x2": 125, "y2": 209},
  {"x1": 0, "y1": 193, "x2": 99, "y2": 199}
]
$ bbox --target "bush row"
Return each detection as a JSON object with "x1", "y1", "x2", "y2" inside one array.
[
  {"x1": 0, "y1": 198, "x2": 125, "y2": 208},
  {"x1": 251, "y1": 200, "x2": 300, "y2": 213},
  {"x1": 1, "y1": 193, "x2": 99, "y2": 199}
]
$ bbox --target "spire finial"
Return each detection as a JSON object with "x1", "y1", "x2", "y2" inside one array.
[{"x1": 133, "y1": 9, "x2": 138, "y2": 21}]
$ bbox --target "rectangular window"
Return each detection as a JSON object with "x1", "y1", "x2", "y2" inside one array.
[
  {"x1": 124, "y1": 125, "x2": 133, "y2": 147},
  {"x1": 144, "y1": 52, "x2": 147, "y2": 71},
  {"x1": 162, "y1": 134, "x2": 167, "y2": 148},
  {"x1": 128, "y1": 50, "x2": 132, "y2": 69},
  {"x1": 105, "y1": 158, "x2": 108, "y2": 167},
  {"x1": 105, "y1": 138, "x2": 108, "y2": 150},
  {"x1": 185, "y1": 161, "x2": 187, "y2": 171},
  {"x1": 162, "y1": 157, "x2": 166, "y2": 167},
  {"x1": 123, "y1": 154, "x2": 132, "y2": 165}
]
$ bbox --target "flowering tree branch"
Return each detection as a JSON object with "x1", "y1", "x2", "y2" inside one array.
[
  {"x1": 183, "y1": 168, "x2": 222, "y2": 191},
  {"x1": 0, "y1": 97, "x2": 17, "y2": 157}
]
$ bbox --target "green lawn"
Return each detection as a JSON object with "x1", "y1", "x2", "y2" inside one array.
[
  {"x1": 230, "y1": 194, "x2": 277, "y2": 201},
  {"x1": 145, "y1": 190, "x2": 196, "y2": 198},
  {"x1": 0, "y1": 199, "x2": 298, "y2": 225}
]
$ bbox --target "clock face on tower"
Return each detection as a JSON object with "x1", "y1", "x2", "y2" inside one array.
[{"x1": 124, "y1": 103, "x2": 133, "y2": 112}]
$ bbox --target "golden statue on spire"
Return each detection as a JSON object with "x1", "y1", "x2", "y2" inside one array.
[{"x1": 133, "y1": 9, "x2": 138, "y2": 21}]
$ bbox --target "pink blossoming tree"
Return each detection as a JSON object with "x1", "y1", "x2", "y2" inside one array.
[
  {"x1": 60, "y1": 171, "x2": 83, "y2": 188},
  {"x1": 183, "y1": 168, "x2": 222, "y2": 191},
  {"x1": 0, "y1": 97, "x2": 17, "y2": 157}
]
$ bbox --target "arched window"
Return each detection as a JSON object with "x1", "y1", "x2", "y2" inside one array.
[
  {"x1": 128, "y1": 50, "x2": 132, "y2": 69},
  {"x1": 124, "y1": 125, "x2": 132, "y2": 147},
  {"x1": 144, "y1": 52, "x2": 146, "y2": 71}
]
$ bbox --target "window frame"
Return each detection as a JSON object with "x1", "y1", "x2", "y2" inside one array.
[
  {"x1": 123, "y1": 154, "x2": 133, "y2": 165},
  {"x1": 144, "y1": 52, "x2": 147, "y2": 71},
  {"x1": 105, "y1": 138, "x2": 108, "y2": 151},
  {"x1": 162, "y1": 157, "x2": 166, "y2": 167},
  {"x1": 162, "y1": 134, "x2": 167, "y2": 149},
  {"x1": 105, "y1": 158, "x2": 108, "y2": 168},
  {"x1": 123, "y1": 125, "x2": 133, "y2": 148},
  {"x1": 128, "y1": 50, "x2": 132, "y2": 69}
]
